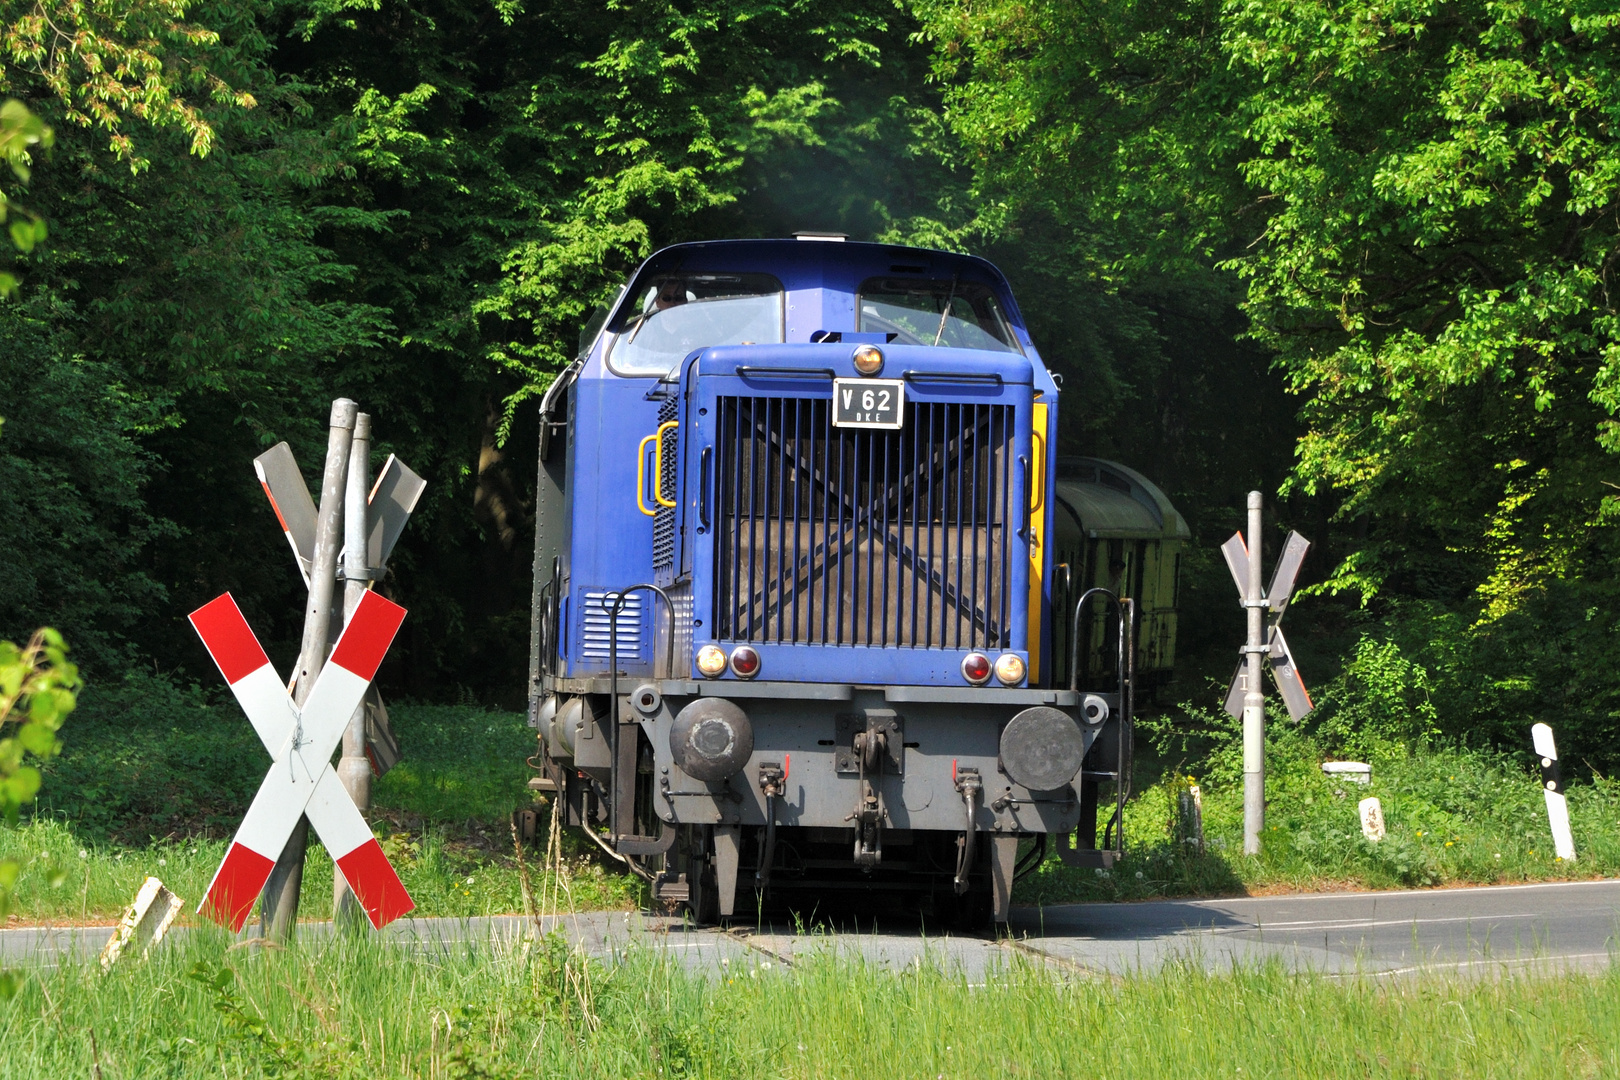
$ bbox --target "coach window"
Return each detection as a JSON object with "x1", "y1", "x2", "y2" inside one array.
[
  {"x1": 605, "y1": 272, "x2": 784, "y2": 376},
  {"x1": 857, "y1": 277, "x2": 1021, "y2": 353}
]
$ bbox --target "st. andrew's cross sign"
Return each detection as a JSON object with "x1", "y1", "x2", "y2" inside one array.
[
  {"x1": 189, "y1": 590, "x2": 414, "y2": 930},
  {"x1": 1221, "y1": 528, "x2": 1315, "y2": 721}
]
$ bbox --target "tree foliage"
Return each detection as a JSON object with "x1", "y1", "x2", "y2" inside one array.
[
  {"x1": 916, "y1": 0, "x2": 1620, "y2": 764},
  {"x1": 0, "y1": 627, "x2": 76, "y2": 955},
  {"x1": 4, "y1": 0, "x2": 1620, "y2": 765}
]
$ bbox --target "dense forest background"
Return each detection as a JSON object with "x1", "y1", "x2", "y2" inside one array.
[{"x1": 2, "y1": 0, "x2": 1617, "y2": 769}]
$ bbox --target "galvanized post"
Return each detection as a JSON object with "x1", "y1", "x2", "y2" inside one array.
[
  {"x1": 261, "y1": 398, "x2": 356, "y2": 941},
  {"x1": 333, "y1": 413, "x2": 373, "y2": 926},
  {"x1": 1242, "y1": 490, "x2": 1265, "y2": 855}
]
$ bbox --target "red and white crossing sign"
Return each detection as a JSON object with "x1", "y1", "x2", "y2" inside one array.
[{"x1": 189, "y1": 591, "x2": 414, "y2": 931}]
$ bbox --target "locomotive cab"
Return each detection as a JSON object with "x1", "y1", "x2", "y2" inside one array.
[{"x1": 528, "y1": 238, "x2": 1142, "y2": 926}]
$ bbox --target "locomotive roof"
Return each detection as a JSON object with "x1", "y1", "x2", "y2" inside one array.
[{"x1": 606, "y1": 238, "x2": 1030, "y2": 341}]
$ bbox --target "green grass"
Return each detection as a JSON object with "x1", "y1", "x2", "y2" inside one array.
[
  {"x1": 14, "y1": 674, "x2": 641, "y2": 923},
  {"x1": 2, "y1": 929, "x2": 1618, "y2": 1078},
  {"x1": 1018, "y1": 726, "x2": 1620, "y2": 906},
  {"x1": 0, "y1": 817, "x2": 639, "y2": 924},
  {"x1": 19, "y1": 670, "x2": 1620, "y2": 921},
  {"x1": 34, "y1": 673, "x2": 541, "y2": 842}
]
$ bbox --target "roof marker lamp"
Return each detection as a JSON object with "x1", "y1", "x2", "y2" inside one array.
[
  {"x1": 852, "y1": 344, "x2": 885, "y2": 376},
  {"x1": 729, "y1": 645, "x2": 761, "y2": 679},
  {"x1": 994, "y1": 653, "x2": 1027, "y2": 686},
  {"x1": 696, "y1": 645, "x2": 727, "y2": 678},
  {"x1": 961, "y1": 652, "x2": 991, "y2": 685}
]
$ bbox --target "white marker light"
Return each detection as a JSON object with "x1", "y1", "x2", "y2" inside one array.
[
  {"x1": 696, "y1": 645, "x2": 727, "y2": 678},
  {"x1": 994, "y1": 653, "x2": 1026, "y2": 686}
]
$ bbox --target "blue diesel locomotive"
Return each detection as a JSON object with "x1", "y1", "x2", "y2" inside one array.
[{"x1": 528, "y1": 237, "x2": 1139, "y2": 925}]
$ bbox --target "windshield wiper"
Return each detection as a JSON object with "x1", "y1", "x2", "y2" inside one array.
[{"x1": 933, "y1": 273, "x2": 959, "y2": 347}]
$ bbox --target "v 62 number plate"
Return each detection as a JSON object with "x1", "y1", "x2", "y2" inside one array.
[{"x1": 832, "y1": 378, "x2": 905, "y2": 429}]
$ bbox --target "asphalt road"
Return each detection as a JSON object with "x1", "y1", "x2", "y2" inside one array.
[{"x1": 7, "y1": 879, "x2": 1617, "y2": 979}]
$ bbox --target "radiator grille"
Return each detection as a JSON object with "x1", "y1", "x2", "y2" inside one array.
[
  {"x1": 653, "y1": 397, "x2": 678, "y2": 571},
  {"x1": 715, "y1": 396, "x2": 1015, "y2": 648},
  {"x1": 581, "y1": 590, "x2": 643, "y2": 662}
]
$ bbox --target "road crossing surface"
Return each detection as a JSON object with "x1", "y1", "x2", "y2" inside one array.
[{"x1": 6, "y1": 879, "x2": 1616, "y2": 978}]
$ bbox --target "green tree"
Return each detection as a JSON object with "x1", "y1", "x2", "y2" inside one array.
[
  {"x1": 915, "y1": 0, "x2": 1620, "y2": 761},
  {"x1": 0, "y1": 627, "x2": 76, "y2": 958},
  {"x1": 0, "y1": 97, "x2": 51, "y2": 292}
]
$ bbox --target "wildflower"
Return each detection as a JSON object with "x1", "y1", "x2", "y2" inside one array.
[
  {"x1": 465, "y1": 876, "x2": 475, "y2": 885},
  {"x1": 1134, "y1": 871, "x2": 1144, "y2": 880},
  {"x1": 760, "y1": 961, "x2": 772, "y2": 971},
  {"x1": 158, "y1": 857, "x2": 167, "y2": 866},
  {"x1": 78, "y1": 850, "x2": 87, "y2": 860},
  {"x1": 1444, "y1": 842, "x2": 1452, "y2": 848},
  {"x1": 1494, "y1": 853, "x2": 1501, "y2": 859}
]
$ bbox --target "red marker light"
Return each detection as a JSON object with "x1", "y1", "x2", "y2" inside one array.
[
  {"x1": 729, "y1": 645, "x2": 761, "y2": 678},
  {"x1": 961, "y1": 652, "x2": 991, "y2": 685}
]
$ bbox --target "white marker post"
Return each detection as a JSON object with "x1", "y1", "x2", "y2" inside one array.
[
  {"x1": 1358, "y1": 797, "x2": 1385, "y2": 843},
  {"x1": 1532, "y1": 723, "x2": 1576, "y2": 862}
]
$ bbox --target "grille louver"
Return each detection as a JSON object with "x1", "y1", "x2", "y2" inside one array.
[{"x1": 714, "y1": 396, "x2": 1015, "y2": 649}]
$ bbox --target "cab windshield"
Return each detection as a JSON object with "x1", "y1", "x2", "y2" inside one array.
[
  {"x1": 857, "y1": 278, "x2": 1020, "y2": 353},
  {"x1": 606, "y1": 272, "x2": 783, "y2": 375}
]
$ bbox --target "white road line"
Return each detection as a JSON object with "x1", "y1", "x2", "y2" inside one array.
[
  {"x1": 1374, "y1": 950, "x2": 1615, "y2": 977},
  {"x1": 1223, "y1": 912, "x2": 1545, "y2": 932},
  {"x1": 1167, "y1": 877, "x2": 1620, "y2": 911}
]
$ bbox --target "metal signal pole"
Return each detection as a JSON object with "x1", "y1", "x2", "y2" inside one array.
[
  {"x1": 1221, "y1": 498, "x2": 1313, "y2": 858},
  {"x1": 262, "y1": 398, "x2": 356, "y2": 941},
  {"x1": 334, "y1": 412, "x2": 373, "y2": 925},
  {"x1": 1243, "y1": 490, "x2": 1265, "y2": 855}
]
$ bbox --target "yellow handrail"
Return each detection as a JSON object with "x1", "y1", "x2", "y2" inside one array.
[
  {"x1": 636, "y1": 421, "x2": 680, "y2": 516},
  {"x1": 1028, "y1": 426, "x2": 1046, "y2": 512}
]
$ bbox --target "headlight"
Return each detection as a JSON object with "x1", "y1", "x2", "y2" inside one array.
[
  {"x1": 729, "y1": 645, "x2": 761, "y2": 678},
  {"x1": 995, "y1": 653, "x2": 1026, "y2": 686},
  {"x1": 696, "y1": 645, "x2": 727, "y2": 678},
  {"x1": 852, "y1": 344, "x2": 884, "y2": 376},
  {"x1": 961, "y1": 652, "x2": 991, "y2": 685}
]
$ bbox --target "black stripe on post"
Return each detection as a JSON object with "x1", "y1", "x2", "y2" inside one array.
[{"x1": 1540, "y1": 754, "x2": 1565, "y2": 796}]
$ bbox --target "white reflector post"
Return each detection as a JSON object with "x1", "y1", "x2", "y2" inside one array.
[
  {"x1": 1358, "y1": 797, "x2": 1385, "y2": 843},
  {"x1": 1532, "y1": 723, "x2": 1576, "y2": 862}
]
